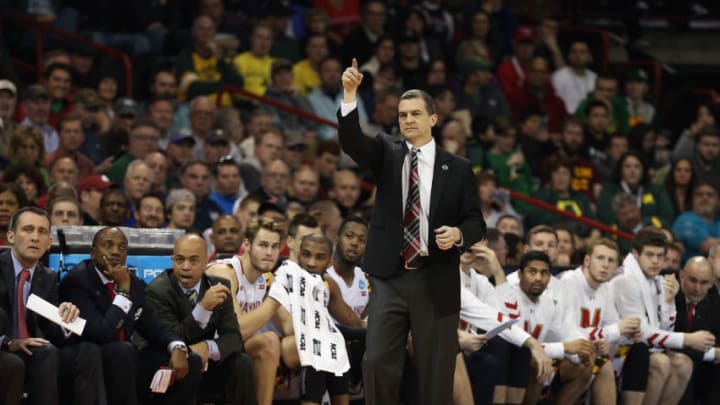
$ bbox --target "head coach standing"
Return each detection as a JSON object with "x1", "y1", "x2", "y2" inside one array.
[{"x1": 337, "y1": 59, "x2": 485, "y2": 404}]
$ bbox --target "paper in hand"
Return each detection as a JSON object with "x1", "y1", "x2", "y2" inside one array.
[
  {"x1": 484, "y1": 318, "x2": 520, "y2": 340},
  {"x1": 150, "y1": 369, "x2": 174, "y2": 393},
  {"x1": 26, "y1": 294, "x2": 86, "y2": 336}
]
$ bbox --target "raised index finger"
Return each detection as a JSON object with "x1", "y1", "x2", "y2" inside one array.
[
  {"x1": 352, "y1": 58, "x2": 358, "y2": 70},
  {"x1": 102, "y1": 255, "x2": 114, "y2": 271}
]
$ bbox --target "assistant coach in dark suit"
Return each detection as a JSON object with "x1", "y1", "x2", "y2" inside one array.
[
  {"x1": 146, "y1": 233, "x2": 257, "y2": 405},
  {"x1": 0, "y1": 207, "x2": 103, "y2": 405},
  {"x1": 675, "y1": 257, "x2": 720, "y2": 405},
  {"x1": 338, "y1": 59, "x2": 485, "y2": 404},
  {"x1": 60, "y1": 226, "x2": 201, "y2": 405}
]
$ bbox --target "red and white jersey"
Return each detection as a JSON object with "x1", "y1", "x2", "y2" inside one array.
[
  {"x1": 611, "y1": 254, "x2": 683, "y2": 350},
  {"x1": 559, "y1": 267, "x2": 624, "y2": 344},
  {"x1": 217, "y1": 255, "x2": 271, "y2": 314},
  {"x1": 496, "y1": 283, "x2": 584, "y2": 359},
  {"x1": 460, "y1": 287, "x2": 530, "y2": 348},
  {"x1": 460, "y1": 267, "x2": 500, "y2": 308},
  {"x1": 326, "y1": 266, "x2": 370, "y2": 319}
]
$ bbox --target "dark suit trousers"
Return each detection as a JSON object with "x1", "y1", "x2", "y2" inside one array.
[
  {"x1": 199, "y1": 352, "x2": 258, "y2": 405},
  {"x1": 363, "y1": 266, "x2": 459, "y2": 405},
  {"x1": 0, "y1": 350, "x2": 25, "y2": 405},
  {"x1": 679, "y1": 361, "x2": 720, "y2": 405},
  {"x1": 57, "y1": 342, "x2": 105, "y2": 405},
  {"x1": 14, "y1": 343, "x2": 59, "y2": 405}
]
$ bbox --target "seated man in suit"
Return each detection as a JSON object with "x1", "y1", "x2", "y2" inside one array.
[
  {"x1": 0, "y1": 207, "x2": 104, "y2": 405},
  {"x1": 676, "y1": 257, "x2": 720, "y2": 404},
  {"x1": 59, "y1": 226, "x2": 201, "y2": 405},
  {"x1": 146, "y1": 233, "x2": 258, "y2": 405}
]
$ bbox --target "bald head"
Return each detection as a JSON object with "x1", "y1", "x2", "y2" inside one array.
[
  {"x1": 173, "y1": 233, "x2": 209, "y2": 288},
  {"x1": 681, "y1": 256, "x2": 714, "y2": 303}
]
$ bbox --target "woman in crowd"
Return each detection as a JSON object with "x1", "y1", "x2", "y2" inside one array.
[
  {"x1": 8, "y1": 126, "x2": 49, "y2": 185},
  {"x1": 664, "y1": 157, "x2": 695, "y2": 215},
  {"x1": 477, "y1": 171, "x2": 520, "y2": 228},
  {"x1": 597, "y1": 150, "x2": 674, "y2": 228},
  {"x1": 3, "y1": 163, "x2": 46, "y2": 205}
]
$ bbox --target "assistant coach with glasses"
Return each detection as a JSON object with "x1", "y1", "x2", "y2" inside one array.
[{"x1": 338, "y1": 59, "x2": 485, "y2": 404}]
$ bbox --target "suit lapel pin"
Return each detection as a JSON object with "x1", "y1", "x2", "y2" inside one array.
[{"x1": 441, "y1": 164, "x2": 448, "y2": 171}]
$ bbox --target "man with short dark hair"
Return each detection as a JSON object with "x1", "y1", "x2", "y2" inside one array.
[
  {"x1": 673, "y1": 127, "x2": 720, "y2": 192},
  {"x1": 134, "y1": 193, "x2": 165, "y2": 228},
  {"x1": 209, "y1": 215, "x2": 243, "y2": 260},
  {"x1": 210, "y1": 158, "x2": 244, "y2": 215},
  {"x1": 0, "y1": 207, "x2": 104, "y2": 405},
  {"x1": 146, "y1": 234, "x2": 257, "y2": 405},
  {"x1": 99, "y1": 187, "x2": 130, "y2": 226},
  {"x1": 60, "y1": 227, "x2": 201, "y2": 405}
]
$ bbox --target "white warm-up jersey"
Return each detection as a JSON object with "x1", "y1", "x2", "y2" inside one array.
[
  {"x1": 326, "y1": 266, "x2": 369, "y2": 319},
  {"x1": 217, "y1": 255, "x2": 271, "y2": 314},
  {"x1": 559, "y1": 268, "x2": 624, "y2": 344},
  {"x1": 460, "y1": 267, "x2": 500, "y2": 308},
  {"x1": 496, "y1": 283, "x2": 584, "y2": 359},
  {"x1": 611, "y1": 254, "x2": 683, "y2": 350}
]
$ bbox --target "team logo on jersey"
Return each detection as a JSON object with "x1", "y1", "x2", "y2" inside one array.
[
  {"x1": 258, "y1": 277, "x2": 266, "y2": 290},
  {"x1": 359, "y1": 279, "x2": 366, "y2": 290},
  {"x1": 313, "y1": 339, "x2": 322, "y2": 356}
]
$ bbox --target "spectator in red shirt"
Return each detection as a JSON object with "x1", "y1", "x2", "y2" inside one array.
[
  {"x1": 506, "y1": 56, "x2": 567, "y2": 133},
  {"x1": 496, "y1": 25, "x2": 536, "y2": 95}
]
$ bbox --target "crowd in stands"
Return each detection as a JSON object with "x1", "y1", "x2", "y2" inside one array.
[{"x1": 1, "y1": 0, "x2": 720, "y2": 404}]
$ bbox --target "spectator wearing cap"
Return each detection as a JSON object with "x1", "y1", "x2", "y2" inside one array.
[
  {"x1": 167, "y1": 130, "x2": 196, "y2": 186},
  {"x1": 342, "y1": 0, "x2": 387, "y2": 66},
  {"x1": 102, "y1": 97, "x2": 139, "y2": 159},
  {"x1": 0, "y1": 79, "x2": 18, "y2": 158},
  {"x1": 210, "y1": 157, "x2": 246, "y2": 215},
  {"x1": 496, "y1": 25, "x2": 536, "y2": 95},
  {"x1": 507, "y1": 55, "x2": 568, "y2": 133},
  {"x1": 308, "y1": 56, "x2": 368, "y2": 141},
  {"x1": 44, "y1": 113, "x2": 96, "y2": 178},
  {"x1": 180, "y1": 160, "x2": 222, "y2": 230},
  {"x1": 78, "y1": 174, "x2": 113, "y2": 225},
  {"x1": 265, "y1": 58, "x2": 317, "y2": 134},
  {"x1": 625, "y1": 69, "x2": 657, "y2": 127},
  {"x1": 396, "y1": 29, "x2": 425, "y2": 91},
  {"x1": 283, "y1": 130, "x2": 307, "y2": 171},
  {"x1": 72, "y1": 88, "x2": 111, "y2": 166},
  {"x1": 267, "y1": 0, "x2": 302, "y2": 63},
  {"x1": 292, "y1": 33, "x2": 328, "y2": 95},
  {"x1": 233, "y1": 22, "x2": 275, "y2": 96},
  {"x1": 20, "y1": 83, "x2": 59, "y2": 154},
  {"x1": 455, "y1": 57, "x2": 510, "y2": 122},
  {"x1": 202, "y1": 129, "x2": 232, "y2": 163},
  {"x1": 105, "y1": 119, "x2": 160, "y2": 184},
  {"x1": 166, "y1": 188, "x2": 197, "y2": 230},
  {"x1": 177, "y1": 15, "x2": 244, "y2": 106},
  {"x1": 551, "y1": 40, "x2": 597, "y2": 114}
]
